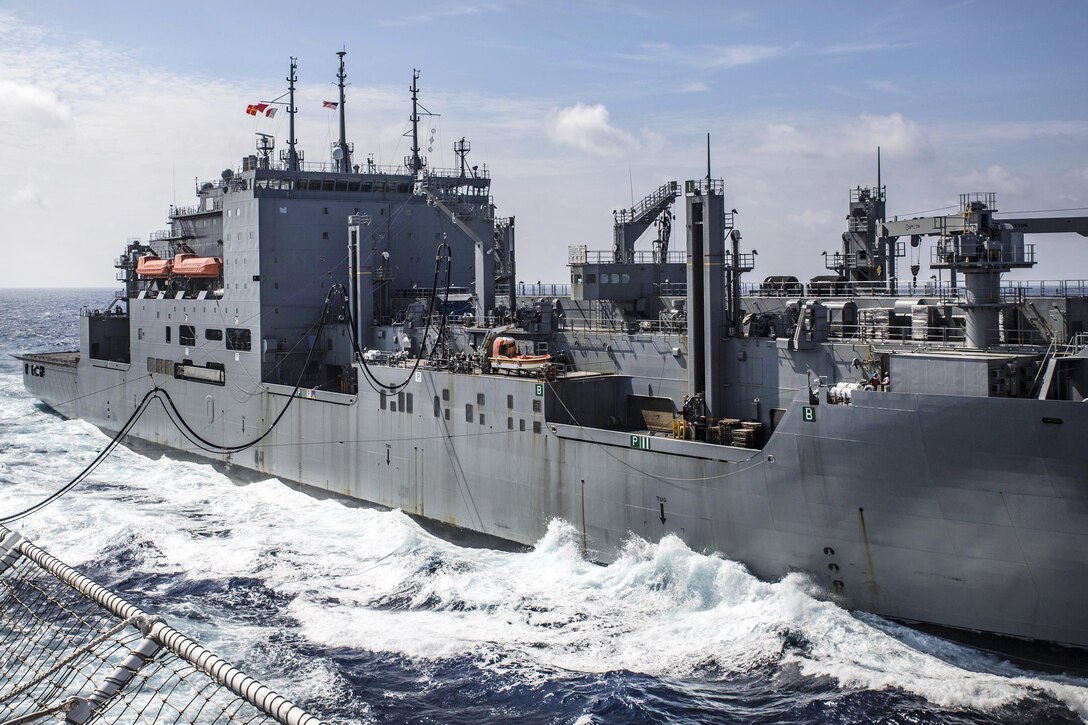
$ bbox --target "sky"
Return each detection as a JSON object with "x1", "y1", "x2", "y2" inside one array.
[{"x1": 1, "y1": 0, "x2": 1087, "y2": 288}]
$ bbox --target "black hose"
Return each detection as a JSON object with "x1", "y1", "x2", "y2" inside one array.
[
  {"x1": 348, "y1": 242, "x2": 452, "y2": 395},
  {"x1": 1, "y1": 286, "x2": 347, "y2": 521},
  {"x1": 0, "y1": 388, "x2": 160, "y2": 524}
]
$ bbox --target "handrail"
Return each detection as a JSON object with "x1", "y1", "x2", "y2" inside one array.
[{"x1": 0, "y1": 526, "x2": 322, "y2": 725}]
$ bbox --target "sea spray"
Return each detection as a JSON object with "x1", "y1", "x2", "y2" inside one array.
[{"x1": 1, "y1": 289, "x2": 1085, "y2": 724}]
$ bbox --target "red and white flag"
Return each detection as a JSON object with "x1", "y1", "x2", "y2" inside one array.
[
  {"x1": 323, "y1": 101, "x2": 338, "y2": 109},
  {"x1": 264, "y1": 107, "x2": 277, "y2": 118},
  {"x1": 245, "y1": 102, "x2": 271, "y2": 116}
]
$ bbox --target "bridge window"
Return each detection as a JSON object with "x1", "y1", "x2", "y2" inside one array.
[
  {"x1": 226, "y1": 328, "x2": 251, "y2": 351},
  {"x1": 180, "y1": 325, "x2": 196, "y2": 346}
]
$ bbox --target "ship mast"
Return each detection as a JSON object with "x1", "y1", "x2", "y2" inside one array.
[
  {"x1": 877, "y1": 146, "x2": 894, "y2": 293},
  {"x1": 455, "y1": 137, "x2": 470, "y2": 178},
  {"x1": 335, "y1": 50, "x2": 352, "y2": 173},
  {"x1": 285, "y1": 57, "x2": 300, "y2": 172},
  {"x1": 409, "y1": 69, "x2": 423, "y2": 174}
]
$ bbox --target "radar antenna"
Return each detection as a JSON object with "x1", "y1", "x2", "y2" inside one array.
[{"x1": 255, "y1": 133, "x2": 275, "y2": 169}]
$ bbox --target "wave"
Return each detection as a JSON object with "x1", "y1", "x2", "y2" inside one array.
[{"x1": 1, "y1": 316, "x2": 1086, "y2": 721}]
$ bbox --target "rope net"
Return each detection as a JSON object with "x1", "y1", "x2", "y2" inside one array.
[{"x1": 0, "y1": 528, "x2": 317, "y2": 724}]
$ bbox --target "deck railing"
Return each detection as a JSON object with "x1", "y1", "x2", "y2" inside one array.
[{"x1": 0, "y1": 526, "x2": 322, "y2": 725}]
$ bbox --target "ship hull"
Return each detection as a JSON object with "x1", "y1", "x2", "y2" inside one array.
[{"x1": 21, "y1": 355, "x2": 1088, "y2": 650}]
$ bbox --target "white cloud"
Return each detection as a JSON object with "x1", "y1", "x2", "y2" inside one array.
[
  {"x1": 679, "y1": 81, "x2": 710, "y2": 93},
  {"x1": 756, "y1": 123, "x2": 820, "y2": 157},
  {"x1": 0, "y1": 79, "x2": 71, "y2": 123},
  {"x1": 842, "y1": 113, "x2": 931, "y2": 158},
  {"x1": 754, "y1": 113, "x2": 929, "y2": 160},
  {"x1": 936, "y1": 120, "x2": 1088, "y2": 145},
  {"x1": 819, "y1": 40, "x2": 918, "y2": 55},
  {"x1": 866, "y1": 79, "x2": 908, "y2": 95},
  {"x1": 0, "y1": 11, "x2": 1083, "y2": 288},
  {"x1": 787, "y1": 208, "x2": 837, "y2": 227},
  {"x1": 619, "y1": 42, "x2": 787, "y2": 70},
  {"x1": 708, "y1": 44, "x2": 786, "y2": 68},
  {"x1": 952, "y1": 165, "x2": 1029, "y2": 196},
  {"x1": 376, "y1": 2, "x2": 500, "y2": 27},
  {"x1": 547, "y1": 103, "x2": 638, "y2": 157},
  {"x1": 827, "y1": 85, "x2": 864, "y2": 100},
  {"x1": 12, "y1": 183, "x2": 45, "y2": 207}
]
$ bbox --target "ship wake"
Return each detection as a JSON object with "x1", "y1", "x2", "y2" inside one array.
[{"x1": 2, "y1": 401, "x2": 1087, "y2": 722}]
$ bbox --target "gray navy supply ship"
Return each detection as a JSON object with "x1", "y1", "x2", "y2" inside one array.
[{"x1": 17, "y1": 57, "x2": 1088, "y2": 653}]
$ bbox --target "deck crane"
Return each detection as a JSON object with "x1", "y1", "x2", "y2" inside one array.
[{"x1": 882, "y1": 193, "x2": 1088, "y2": 348}]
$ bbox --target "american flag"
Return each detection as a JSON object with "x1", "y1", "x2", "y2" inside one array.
[{"x1": 323, "y1": 101, "x2": 338, "y2": 109}]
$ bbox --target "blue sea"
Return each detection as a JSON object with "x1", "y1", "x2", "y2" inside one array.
[{"x1": 1, "y1": 288, "x2": 1086, "y2": 724}]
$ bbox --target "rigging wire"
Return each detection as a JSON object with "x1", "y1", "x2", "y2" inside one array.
[
  {"x1": 889, "y1": 204, "x2": 958, "y2": 218},
  {"x1": 160, "y1": 427, "x2": 528, "y2": 453},
  {"x1": 3, "y1": 374, "x2": 153, "y2": 425},
  {"x1": 998, "y1": 206, "x2": 1088, "y2": 215},
  {"x1": 892, "y1": 204, "x2": 1088, "y2": 218}
]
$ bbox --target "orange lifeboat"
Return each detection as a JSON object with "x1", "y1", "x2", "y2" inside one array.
[
  {"x1": 172, "y1": 253, "x2": 223, "y2": 278},
  {"x1": 492, "y1": 336, "x2": 518, "y2": 357},
  {"x1": 490, "y1": 336, "x2": 553, "y2": 375},
  {"x1": 135, "y1": 255, "x2": 172, "y2": 278}
]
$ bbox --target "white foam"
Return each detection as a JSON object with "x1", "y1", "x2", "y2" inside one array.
[{"x1": 2, "y1": 374, "x2": 1088, "y2": 720}]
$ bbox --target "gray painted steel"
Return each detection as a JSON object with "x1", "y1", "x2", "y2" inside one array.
[{"x1": 16, "y1": 93, "x2": 1088, "y2": 652}]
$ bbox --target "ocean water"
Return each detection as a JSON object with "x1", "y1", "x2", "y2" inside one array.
[{"x1": 1, "y1": 287, "x2": 1087, "y2": 724}]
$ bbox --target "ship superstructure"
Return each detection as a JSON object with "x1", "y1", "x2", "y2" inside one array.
[{"x1": 18, "y1": 57, "x2": 1088, "y2": 653}]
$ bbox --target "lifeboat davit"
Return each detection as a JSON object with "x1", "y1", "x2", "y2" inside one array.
[
  {"x1": 172, "y1": 253, "x2": 223, "y2": 278},
  {"x1": 135, "y1": 255, "x2": 172, "y2": 278}
]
